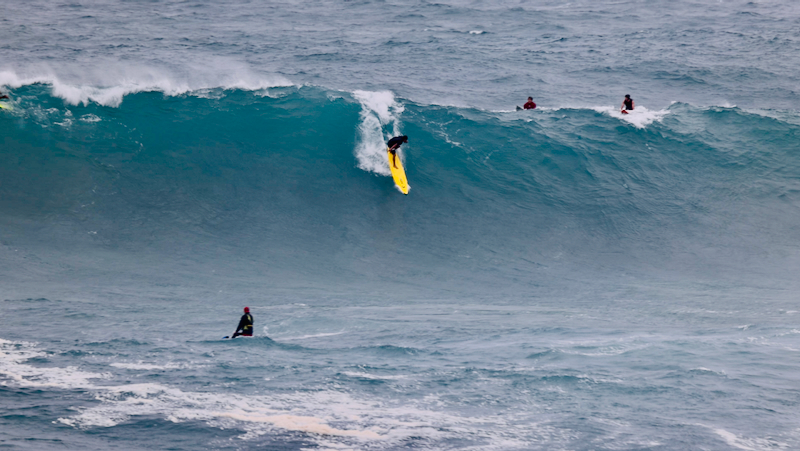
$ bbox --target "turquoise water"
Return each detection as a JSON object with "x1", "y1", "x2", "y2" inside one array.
[{"x1": 2, "y1": 1, "x2": 800, "y2": 450}]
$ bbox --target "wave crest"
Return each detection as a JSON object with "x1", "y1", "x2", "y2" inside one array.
[{"x1": 0, "y1": 65, "x2": 292, "y2": 107}]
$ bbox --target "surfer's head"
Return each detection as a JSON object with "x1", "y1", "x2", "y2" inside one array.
[
  {"x1": 528, "y1": 97, "x2": 533, "y2": 101},
  {"x1": 243, "y1": 307, "x2": 250, "y2": 313},
  {"x1": 625, "y1": 94, "x2": 631, "y2": 99},
  {"x1": 402, "y1": 135, "x2": 408, "y2": 143}
]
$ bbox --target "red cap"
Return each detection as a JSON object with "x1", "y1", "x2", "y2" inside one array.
[{"x1": 243, "y1": 307, "x2": 250, "y2": 313}]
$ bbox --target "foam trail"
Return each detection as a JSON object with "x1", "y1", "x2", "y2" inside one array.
[
  {"x1": 352, "y1": 90, "x2": 404, "y2": 176},
  {"x1": 3, "y1": 339, "x2": 538, "y2": 448},
  {"x1": 1, "y1": 339, "x2": 382, "y2": 441},
  {"x1": 220, "y1": 413, "x2": 382, "y2": 438},
  {"x1": 110, "y1": 362, "x2": 195, "y2": 371}
]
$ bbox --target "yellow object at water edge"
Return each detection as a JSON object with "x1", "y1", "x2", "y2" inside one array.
[
  {"x1": 387, "y1": 148, "x2": 409, "y2": 195},
  {"x1": 0, "y1": 102, "x2": 13, "y2": 111}
]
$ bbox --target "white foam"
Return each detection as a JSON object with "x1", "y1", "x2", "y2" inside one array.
[
  {"x1": 690, "y1": 367, "x2": 727, "y2": 376},
  {"x1": 352, "y1": 90, "x2": 404, "y2": 177},
  {"x1": 53, "y1": 375, "x2": 553, "y2": 448},
  {"x1": 55, "y1": 382, "x2": 398, "y2": 441},
  {"x1": 79, "y1": 114, "x2": 101, "y2": 123},
  {"x1": 341, "y1": 371, "x2": 408, "y2": 380},
  {"x1": 4, "y1": 338, "x2": 559, "y2": 449},
  {"x1": 0, "y1": 339, "x2": 108, "y2": 389},
  {"x1": 592, "y1": 105, "x2": 669, "y2": 128},
  {"x1": 220, "y1": 412, "x2": 381, "y2": 438},
  {"x1": 0, "y1": 65, "x2": 293, "y2": 107},
  {"x1": 691, "y1": 424, "x2": 790, "y2": 450},
  {"x1": 110, "y1": 361, "x2": 195, "y2": 371},
  {"x1": 712, "y1": 428, "x2": 757, "y2": 450},
  {"x1": 282, "y1": 331, "x2": 346, "y2": 340},
  {"x1": 774, "y1": 329, "x2": 800, "y2": 337},
  {"x1": 0, "y1": 340, "x2": 401, "y2": 444},
  {"x1": 559, "y1": 343, "x2": 648, "y2": 357}
]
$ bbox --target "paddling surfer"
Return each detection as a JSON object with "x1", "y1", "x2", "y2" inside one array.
[{"x1": 387, "y1": 135, "x2": 408, "y2": 169}]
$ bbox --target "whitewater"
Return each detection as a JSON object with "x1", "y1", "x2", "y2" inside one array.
[{"x1": 2, "y1": 1, "x2": 800, "y2": 450}]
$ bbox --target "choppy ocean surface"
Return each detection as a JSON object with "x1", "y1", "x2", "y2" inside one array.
[{"x1": 2, "y1": 1, "x2": 800, "y2": 450}]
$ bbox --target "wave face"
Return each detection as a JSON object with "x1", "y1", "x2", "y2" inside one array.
[
  {"x1": 4, "y1": 2, "x2": 800, "y2": 449},
  {"x1": 2, "y1": 84, "x2": 800, "y2": 296}
]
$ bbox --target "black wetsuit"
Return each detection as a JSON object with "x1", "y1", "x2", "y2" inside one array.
[
  {"x1": 623, "y1": 98, "x2": 634, "y2": 110},
  {"x1": 387, "y1": 136, "x2": 406, "y2": 152},
  {"x1": 387, "y1": 136, "x2": 407, "y2": 168},
  {"x1": 233, "y1": 313, "x2": 253, "y2": 337}
]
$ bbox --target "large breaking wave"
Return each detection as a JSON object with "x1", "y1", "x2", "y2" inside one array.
[{"x1": 2, "y1": 81, "x2": 799, "y2": 297}]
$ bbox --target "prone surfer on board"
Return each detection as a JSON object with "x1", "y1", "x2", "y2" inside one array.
[
  {"x1": 387, "y1": 135, "x2": 408, "y2": 169},
  {"x1": 231, "y1": 307, "x2": 253, "y2": 338},
  {"x1": 0, "y1": 92, "x2": 9, "y2": 100},
  {"x1": 621, "y1": 94, "x2": 634, "y2": 114}
]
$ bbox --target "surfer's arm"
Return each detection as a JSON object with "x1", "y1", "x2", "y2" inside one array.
[{"x1": 234, "y1": 316, "x2": 247, "y2": 334}]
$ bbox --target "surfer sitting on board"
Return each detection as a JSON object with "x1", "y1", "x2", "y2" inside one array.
[
  {"x1": 387, "y1": 135, "x2": 408, "y2": 169},
  {"x1": 621, "y1": 94, "x2": 634, "y2": 114},
  {"x1": 523, "y1": 97, "x2": 536, "y2": 109},
  {"x1": 516, "y1": 97, "x2": 537, "y2": 111},
  {"x1": 231, "y1": 307, "x2": 253, "y2": 338}
]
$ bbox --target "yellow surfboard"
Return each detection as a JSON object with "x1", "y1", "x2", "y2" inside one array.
[
  {"x1": 0, "y1": 102, "x2": 13, "y2": 111},
  {"x1": 387, "y1": 148, "x2": 409, "y2": 195}
]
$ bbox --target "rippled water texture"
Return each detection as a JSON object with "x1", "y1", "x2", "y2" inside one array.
[{"x1": 2, "y1": 1, "x2": 800, "y2": 450}]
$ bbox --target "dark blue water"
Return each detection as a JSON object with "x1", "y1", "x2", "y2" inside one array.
[{"x1": 2, "y1": 1, "x2": 800, "y2": 450}]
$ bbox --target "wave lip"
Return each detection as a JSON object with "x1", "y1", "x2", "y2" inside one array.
[{"x1": 0, "y1": 66, "x2": 293, "y2": 107}]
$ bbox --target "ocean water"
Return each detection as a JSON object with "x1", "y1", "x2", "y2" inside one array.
[{"x1": 2, "y1": 1, "x2": 800, "y2": 450}]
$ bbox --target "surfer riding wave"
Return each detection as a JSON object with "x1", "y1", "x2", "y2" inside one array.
[{"x1": 387, "y1": 135, "x2": 408, "y2": 169}]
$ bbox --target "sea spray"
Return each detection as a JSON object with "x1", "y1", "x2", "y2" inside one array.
[{"x1": 353, "y1": 90, "x2": 404, "y2": 176}]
